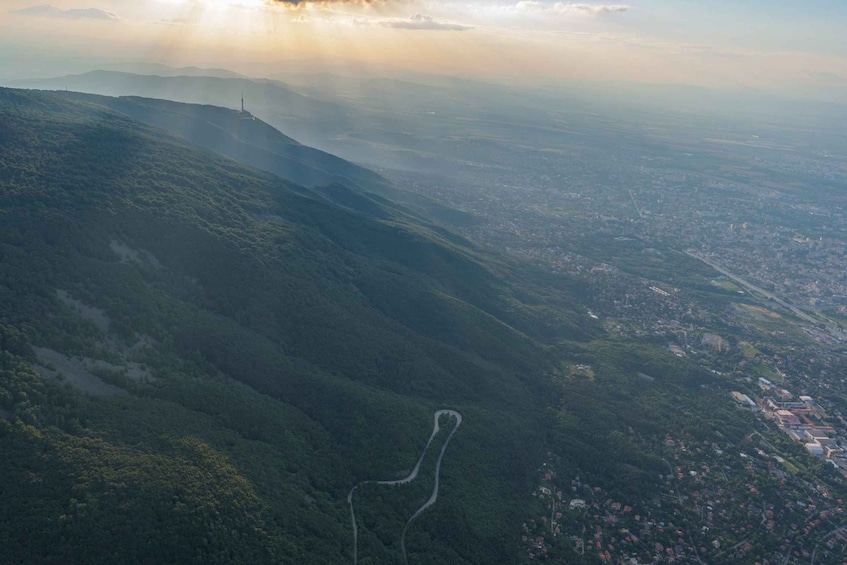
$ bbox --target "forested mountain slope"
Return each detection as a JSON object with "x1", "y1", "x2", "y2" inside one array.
[
  {"x1": 61, "y1": 92, "x2": 391, "y2": 193},
  {"x1": 52, "y1": 89, "x2": 478, "y2": 229},
  {"x1": 0, "y1": 87, "x2": 744, "y2": 564},
  {"x1": 0, "y1": 87, "x2": 589, "y2": 563}
]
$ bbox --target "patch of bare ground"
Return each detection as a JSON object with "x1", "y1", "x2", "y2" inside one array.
[
  {"x1": 56, "y1": 289, "x2": 110, "y2": 333},
  {"x1": 32, "y1": 346, "x2": 127, "y2": 396},
  {"x1": 109, "y1": 239, "x2": 162, "y2": 268}
]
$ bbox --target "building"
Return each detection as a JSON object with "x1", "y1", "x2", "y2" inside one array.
[
  {"x1": 786, "y1": 430, "x2": 806, "y2": 442},
  {"x1": 805, "y1": 443, "x2": 825, "y2": 457},
  {"x1": 776, "y1": 388, "x2": 793, "y2": 400},
  {"x1": 775, "y1": 410, "x2": 801, "y2": 428},
  {"x1": 799, "y1": 396, "x2": 829, "y2": 418},
  {"x1": 766, "y1": 397, "x2": 806, "y2": 411},
  {"x1": 825, "y1": 446, "x2": 844, "y2": 459},
  {"x1": 805, "y1": 429, "x2": 830, "y2": 442},
  {"x1": 818, "y1": 438, "x2": 838, "y2": 449},
  {"x1": 731, "y1": 391, "x2": 756, "y2": 408}
]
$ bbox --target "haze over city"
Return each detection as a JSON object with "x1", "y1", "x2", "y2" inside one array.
[{"x1": 2, "y1": 0, "x2": 847, "y2": 100}]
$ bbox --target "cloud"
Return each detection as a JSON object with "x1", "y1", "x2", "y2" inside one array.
[
  {"x1": 11, "y1": 4, "x2": 120, "y2": 20},
  {"x1": 266, "y1": 0, "x2": 381, "y2": 6},
  {"x1": 513, "y1": 2, "x2": 629, "y2": 16},
  {"x1": 807, "y1": 71, "x2": 847, "y2": 84},
  {"x1": 380, "y1": 13, "x2": 472, "y2": 31},
  {"x1": 154, "y1": 18, "x2": 189, "y2": 26}
]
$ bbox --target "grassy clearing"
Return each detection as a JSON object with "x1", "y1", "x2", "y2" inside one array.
[
  {"x1": 711, "y1": 279, "x2": 741, "y2": 292},
  {"x1": 738, "y1": 341, "x2": 761, "y2": 358},
  {"x1": 779, "y1": 458, "x2": 801, "y2": 475},
  {"x1": 752, "y1": 362, "x2": 783, "y2": 384},
  {"x1": 737, "y1": 303, "x2": 782, "y2": 320}
]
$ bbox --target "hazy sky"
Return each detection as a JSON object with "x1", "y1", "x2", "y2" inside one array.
[{"x1": 1, "y1": 0, "x2": 846, "y2": 98}]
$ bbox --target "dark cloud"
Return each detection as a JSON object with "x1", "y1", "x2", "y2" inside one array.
[
  {"x1": 12, "y1": 4, "x2": 120, "y2": 20},
  {"x1": 381, "y1": 13, "x2": 473, "y2": 31}
]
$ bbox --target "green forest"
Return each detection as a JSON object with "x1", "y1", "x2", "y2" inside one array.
[{"x1": 0, "y1": 88, "x2": 766, "y2": 563}]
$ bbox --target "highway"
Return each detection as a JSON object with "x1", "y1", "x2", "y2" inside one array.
[{"x1": 684, "y1": 250, "x2": 824, "y2": 326}]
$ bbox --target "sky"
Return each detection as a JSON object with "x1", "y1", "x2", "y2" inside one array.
[{"x1": 1, "y1": 0, "x2": 847, "y2": 99}]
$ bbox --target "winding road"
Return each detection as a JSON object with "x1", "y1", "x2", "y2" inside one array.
[{"x1": 347, "y1": 409, "x2": 463, "y2": 565}]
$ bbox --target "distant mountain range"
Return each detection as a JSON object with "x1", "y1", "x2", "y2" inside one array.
[{"x1": 96, "y1": 63, "x2": 248, "y2": 79}]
